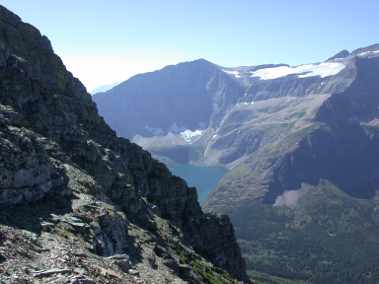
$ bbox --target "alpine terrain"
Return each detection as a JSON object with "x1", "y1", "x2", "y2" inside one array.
[
  {"x1": 94, "y1": 43, "x2": 379, "y2": 283},
  {"x1": 0, "y1": 5, "x2": 251, "y2": 284}
]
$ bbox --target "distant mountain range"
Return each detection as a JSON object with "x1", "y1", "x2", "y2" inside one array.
[
  {"x1": 90, "y1": 82, "x2": 119, "y2": 94},
  {"x1": 93, "y1": 44, "x2": 379, "y2": 283}
]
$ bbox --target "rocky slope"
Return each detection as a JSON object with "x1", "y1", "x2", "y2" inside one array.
[
  {"x1": 94, "y1": 42, "x2": 379, "y2": 282},
  {"x1": 0, "y1": 5, "x2": 250, "y2": 284}
]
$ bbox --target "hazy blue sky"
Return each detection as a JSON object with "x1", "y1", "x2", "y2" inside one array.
[{"x1": 1, "y1": 0, "x2": 378, "y2": 90}]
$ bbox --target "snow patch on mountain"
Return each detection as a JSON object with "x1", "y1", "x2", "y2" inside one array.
[
  {"x1": 274, "y1": 189, "x2": 305, "y2": 208},
  {"x1": 357, "y1": 50, "x2": 379, "y2": 57},
  {"x1": 251, "y1": 62, "x2": 346, "y2": 80},
  {"x1": 241, "y1": 101, "x2": 255, "y2": 106},
  {"x1": 222, "y1": 69, "x2": 241, "y2": 78},
  {"x1": 180, "y1": 129, "x2": 204, "y2": 143}
]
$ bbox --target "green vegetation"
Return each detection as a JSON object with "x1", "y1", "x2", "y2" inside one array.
[
  {"x1": 191, "y1": 259, "x2": 239, "y2": 284},
  {"x1": 235, "y1": 182, "x2": 379, "y2": 284},
  {"x1": 175, "y1": 244, "x2": 239, "y2": 284},
  {"x1": 250, "y1": 270, "x2": 307, "y2": 284}
]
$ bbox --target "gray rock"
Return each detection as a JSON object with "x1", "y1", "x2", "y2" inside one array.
[
  {"x1": 128, "y1": 269, "x2": 139, "y2": 276},
  {"x1": 69, "y1": 276, "x2": 96, "y2": 284},
  {"x1": 106, "y1": 254, "x2": 130, "y2": 272},
  {"x1": 0, "y1": 4, "x2": 250, "y2": 283}
]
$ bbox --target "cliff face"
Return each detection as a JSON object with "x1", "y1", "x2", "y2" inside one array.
[{"x1": 0, "y1": 5, "x2": 249, "y2": 284}]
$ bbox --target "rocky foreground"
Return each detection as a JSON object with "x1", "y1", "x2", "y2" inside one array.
[{"x1": 0, "y1": 5, "x2": 250, "y2": 284}]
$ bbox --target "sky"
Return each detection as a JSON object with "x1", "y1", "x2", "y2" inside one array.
[{"x1": 1, "y1": 0, "x2": 379, "y2": 91}]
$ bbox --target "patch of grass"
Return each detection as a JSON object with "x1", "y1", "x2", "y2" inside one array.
[
  {"x1": 249, "y1": 270, "x2": 308, "y2": 284},
  {"x1": 174, "y1": 244, "x2": 239, "y2": 284},
  {"x1": 191, "y1": 259, "x2": 239, "y2": 284}
]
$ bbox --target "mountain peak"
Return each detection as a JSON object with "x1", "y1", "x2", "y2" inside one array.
[
  {"x1": 175, "y1": 58, "x2": 215, "y2": 68},
  {"x1": 328, "y1": 49, "x2": 350, "y2": 60},
  {"x1": 0, "y1": 5, "x2": 20, "y2": 23},
  {"x1": 190, "y1": 58, "x2": 213, "y2": 64}
]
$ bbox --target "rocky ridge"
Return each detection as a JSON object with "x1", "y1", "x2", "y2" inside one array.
[{"x1": 0, "y1": 5, "x2": 250, "y2": 284}]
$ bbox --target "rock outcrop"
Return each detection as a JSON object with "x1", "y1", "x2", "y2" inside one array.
[{"x1": 0, "y1": 5, "x2": 249, "y2": 283}]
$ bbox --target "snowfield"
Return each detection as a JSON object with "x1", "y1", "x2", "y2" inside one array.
[
  {"x1": 357, "y1": 49, "x2": 379, "y2": 57},
  {"x1": 250, "y1": 62, "x2": 346, "y2": 80},
  {"x1": 180, "y1": 129, "x2": 204, "y2": 143},
  {"x1": 222, "y1": 69, "x2": 241, "y2": 78}
]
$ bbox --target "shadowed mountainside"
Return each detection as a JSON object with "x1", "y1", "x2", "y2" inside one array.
[{"x1": 0, "y1": 5, "x2": 250, "y2": 284}]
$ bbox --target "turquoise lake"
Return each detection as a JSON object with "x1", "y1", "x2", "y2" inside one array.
[{"x1": 167, "y1": 163, "x2": 227, "y2": 204}]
